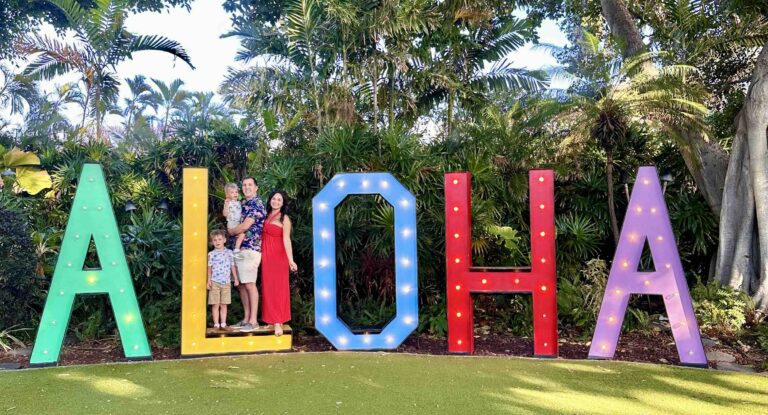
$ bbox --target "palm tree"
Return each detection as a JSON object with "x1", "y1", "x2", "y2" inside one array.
[
  {"x1": 188, "y1": 91, "x2": 228, "y2": 125},
  {"x1": 149, "y1": 78, "x2": 188, "y2": 139},
  {"x1": 223, "y1": 0, "x2": 439, "y2": 137},
  {"x1": 223, "y1": 0, "x2": 330, "y2": 129},
  {"x1": 121, "y1": 75, "x2": 156, "y2": 138},
  {"x1": 221, "y1": 65, "x2": 308, "y2": 138},
  {"x1": 16, "y1": 0, "x2": 194, "y2": 142},
  {"x1": 172, "y1": 91, "x2": 230, "y2": 135},
  {"x1": 415, "y1": 11, "x2": 548, "y2": 133},
  {"x1": 23, "y1": 83, "x2": 79, "y2": 141},
  {"x1": 0, "y1": 64, "x2": 35, "y2": 117},
  {"x1": 342, "y1": 0, "x2": 437, "y2": 134},
  {"x1": 538, "y1": 32, "x2": 709, "y2": 243}
]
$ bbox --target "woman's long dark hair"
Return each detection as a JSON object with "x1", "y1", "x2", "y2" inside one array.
[{"x1": 266, "y1": 190, "x2": 290, "y2": 223}]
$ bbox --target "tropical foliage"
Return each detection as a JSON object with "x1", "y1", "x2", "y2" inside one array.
[
  {"x1": 0, "y1": 207, "x2": 40, "y2": 330},
  {"x1": 15, "y1": 0, "x2": 194, "y2": 140},
  {"x1": 0, "y1": 0, "x2": 764, "y2": 350}
]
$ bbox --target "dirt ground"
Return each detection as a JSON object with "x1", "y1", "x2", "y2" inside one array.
[{"x1": 2, "y1": 330, "x2": 766, "y2": 371}]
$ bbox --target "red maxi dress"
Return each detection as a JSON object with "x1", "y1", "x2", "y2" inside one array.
[{"x1": 261, "y1": 213, "x2": 291, "y2": 324}]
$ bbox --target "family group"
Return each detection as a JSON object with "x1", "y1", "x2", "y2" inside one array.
[{"x1": 206, "y1": 177, "x2": 298, "y2": 337}]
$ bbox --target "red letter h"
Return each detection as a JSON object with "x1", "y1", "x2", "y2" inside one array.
[{"x1": 445, "y1": 171, "x2": 557, "y2": 356}]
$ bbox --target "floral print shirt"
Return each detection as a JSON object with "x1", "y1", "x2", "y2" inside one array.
[
  {"x1": 240, "y1": 196, "x2": 266, "y2": 252},
  {"x1": 208, "y1": 248, "x2": 234, "y2": 284}
]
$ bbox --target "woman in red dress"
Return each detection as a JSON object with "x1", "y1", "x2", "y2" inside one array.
[{"x1": 261, "y1": 190, "x2": 297, "y2": 336}]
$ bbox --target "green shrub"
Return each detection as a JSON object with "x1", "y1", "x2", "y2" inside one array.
[
  {"x1": 338, "y1": 298, "x2": 396, "y2": 329},
  {"x1": 142, "y1": 295, "x2": 181, "y2": 347},
  {"x1": 492, "y1": 295, "x2": 534, "y2": 336},
  {"x1": 556, "y1": 213, "x2": 603, "y2": 265},
  {"x1": 756, "y1": 322, "x2": 768, "y2": 353},
  {"x1": 418, "y1": 302, "x2": 447, "y2": 336},
  {"x1": 0, "y1": 207, "x2": 39, "y2": 330},
  {"x1": 0, "y1": 326, "x2": 30, "y2": 351},
  {"x1": 289, "y1": 290, "x2": 315, "y2": 333},
  {"x1": 70, "y1": 297, "x2": 113, "y2": 341},
  {"x1": 557, "y1": 258, "x2": 608, "y2": 333},
  {"x1": 122, "y1": 210, "x2": 182, "y2": 302},
  {"x1": 624, "y1": 308, "x2": 654, "y2": 333},
  {"x1": 691, "y1": 279, "x2": 752, "y2": 335}
]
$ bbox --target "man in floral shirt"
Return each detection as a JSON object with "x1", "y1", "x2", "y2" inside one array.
[{"x1": 227, "y1": 177, "x2": 266, "y2": 332}]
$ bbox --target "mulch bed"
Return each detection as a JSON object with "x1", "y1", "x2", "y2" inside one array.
[{"x1": 4, "y1": 330, "x2": 765, "y2": 370}]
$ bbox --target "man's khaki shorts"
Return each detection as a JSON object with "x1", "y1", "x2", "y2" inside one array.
[
  {"x1": 208, "y1": 282, "x2": 232, "y2": 305},
  {"x1": 236, "y1": 249, "x2": 261, "y2": 284}
]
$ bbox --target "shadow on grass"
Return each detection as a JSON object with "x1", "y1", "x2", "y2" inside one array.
[{"x1": 483, "y1": 360, "x2": 767, "y2": 414}]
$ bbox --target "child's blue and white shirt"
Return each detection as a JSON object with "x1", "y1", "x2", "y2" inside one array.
[{"x1": 208, "y1": 248, "x2": 234, "y2": 284}]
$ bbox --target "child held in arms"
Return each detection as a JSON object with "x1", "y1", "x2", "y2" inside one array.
[
  {"x1": 223, "y1": 183, "x2": 245, "y2": 253},
  {"x1": 207, "y1": 230, "x2": 240, "y2": 330}
]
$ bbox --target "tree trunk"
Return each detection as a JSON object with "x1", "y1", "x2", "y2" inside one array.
[
  {"x1": 388, "y1": 65, "x2": 395, "y2": 128},
  {"x1": 162, "y1": 105, "x2": 170, "y2": 139},
  {"x1": 599, "y1": 0, "x2": 728, "y2": 215},
  {"x1": 125, "y1": 107, "x2": 134, "y2": 139},
  {"x1": 96, "y1": 112, "x2": 102, "y2": 143},
  {"x1": 372, "y1": 64, "x2": 379, "y2": 135},
  {"x1": 715, "y1": 40, "x2": 768, "y2": 311},
  {"x1": 598, "y1": 0, "x2": 767, "y2": 308},
  {"x1": 80, "y1": 93, "x2": 89, "y2": 137},
  {"x1": 606, "y1": 150, "x2": 620, "y2": 244},
  {"x1": 599, "y1": 0, "x2": 647, "y2": 60},
  {"x1": 677, "y1": 128, "x2": 729, "y2": 214},
  {"x1": 447, "y1": 92, "x2": 454, "y2": 134}
]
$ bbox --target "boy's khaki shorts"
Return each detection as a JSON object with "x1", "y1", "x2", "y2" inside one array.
[{"x1": 208, "y1": 282, "x2": 231, "y2": 305}]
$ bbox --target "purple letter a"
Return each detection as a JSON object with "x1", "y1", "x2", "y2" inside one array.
[{"x1": 588, "y1": 166, "x2": 706, "y2": 367}]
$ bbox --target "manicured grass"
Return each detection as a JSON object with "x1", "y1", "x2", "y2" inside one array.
[{"x1": 0, "y1": 353, "x2": 766, "y2": 414}]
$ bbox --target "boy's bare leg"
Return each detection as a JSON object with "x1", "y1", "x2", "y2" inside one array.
[
  {"x1": 212, "y1": 304, "x2": 220, "y2": 327},
  {"x1": 220, "y1": 304, "x2": 228, "y2": 327}
]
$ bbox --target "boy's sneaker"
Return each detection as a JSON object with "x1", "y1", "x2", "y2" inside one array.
[
  {"x1": 231, "y1": 320, "x2": 246, "y2": 329},
  {"x1": 239, "y1": 323, "x2": 260, "y2": 332},
  {"x1": 220, "y1": 324, "x2": 228, "y2": 330},
  {"x1": 213, "y1": 323, "x2": 220, "y2": 329}
]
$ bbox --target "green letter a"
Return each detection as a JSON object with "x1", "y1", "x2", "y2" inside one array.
[{"x1": 30, "y1": 164, "x2": 150, "y2": 366}]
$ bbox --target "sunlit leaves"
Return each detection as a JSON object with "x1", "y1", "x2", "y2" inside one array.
[
  {"x1": 14, "y1": 167, "x2": 54, "y2": 195},
  {"x1": 0, "y1": 147, "x2": 53, "y2": 195}
]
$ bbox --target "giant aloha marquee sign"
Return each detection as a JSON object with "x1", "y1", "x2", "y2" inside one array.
[{"x1": 29, "y1": 164, "x2": 706, "y2": 367}]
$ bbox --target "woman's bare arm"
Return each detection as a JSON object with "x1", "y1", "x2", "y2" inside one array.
[{"x1": 282, "y1": 216, "x2": 297, "y2": 271}]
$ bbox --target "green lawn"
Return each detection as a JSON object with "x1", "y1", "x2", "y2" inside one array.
[{"x1": 0, "y1": 353, "x2": 766, "y2": 414}]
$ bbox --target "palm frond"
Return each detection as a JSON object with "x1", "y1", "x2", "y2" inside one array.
[
  {"x1": 45, "y1": 0, "x2": 89, "y2": 27},
  {"x1": 470, "y1": 61, "x2": 549, "y2": 93},
  {"x1": 285, "y1": 0, "x2": 324, "y2": 70},
  {"x1": 532, "y1": 42, "x2": 566, "y2": 57},
  {"x1": 129, "y1": 35, "x2": 195, "y2": 69},
  {"x1": 483, "y1": 17, "x2": 531, "y2": 60}
]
